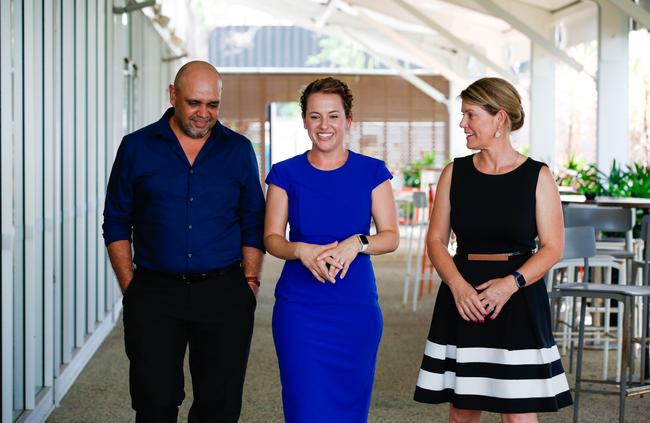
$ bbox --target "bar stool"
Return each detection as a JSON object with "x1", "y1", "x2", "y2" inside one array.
[
  {"x1": 564, "y1": 205, "x2": 636, "y2": 273},
  {"x1": 632, "y1": 215, "x2": 650, "y2": 284},
  {"x1": 561, "y1": 206, "x2": 635, "y2": 379},
  {"x1": 548, "y1": 255, "x2": 624, "y2": 379},
  {"x1": 631, "y1": 215, "x2": 650, "y2": 381},
  {"x1": 554, "y1": 226, "x2": 650, "y2": 422},
  {"x1": 402, "y1": 191, "x2": 428, "y2": 311},
  {"x1": 414, "y1": 185, "x2": 436, "y2": 300}
]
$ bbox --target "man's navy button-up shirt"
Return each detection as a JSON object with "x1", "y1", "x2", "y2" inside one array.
[{"x1": 102, "y1": 108, "x2": 265, "y2": 273}]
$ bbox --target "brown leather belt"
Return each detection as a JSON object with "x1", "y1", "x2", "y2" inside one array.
[{"x1": 458, "y1": 251, "x2": 534, "y2": 261}]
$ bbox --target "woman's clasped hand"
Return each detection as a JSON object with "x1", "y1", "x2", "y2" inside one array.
[
  {"x1": 294, "y1": 236, "x2": 362, "y2": 283},
  {"x1": 316, "y1": 236, "x2": 363, "y2": 280},
  {"x1": 448, "y1": 276, "x2": 519, "y2": 322},
  {"x1": 448, "y1": 279, "x2": 487, "y2": 323},
  {"x1": 294, "y1": 241, "x2": 340, "y2": 283}
]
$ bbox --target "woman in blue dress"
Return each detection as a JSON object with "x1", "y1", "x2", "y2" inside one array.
[{"x1": 264, "y1": 77, "x2": 399, "y2": 422}]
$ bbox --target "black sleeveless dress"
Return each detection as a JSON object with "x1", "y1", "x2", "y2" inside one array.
[{"x1": 414, "y1": 154, "x2": 572, "y2": 413}]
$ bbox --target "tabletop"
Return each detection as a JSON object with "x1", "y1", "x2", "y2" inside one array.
[{"x1": 560, "y1": 195, "x2": 650, "y2": 209}]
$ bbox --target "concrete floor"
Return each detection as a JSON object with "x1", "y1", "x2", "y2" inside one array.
[{"x1": 47, "y1": 247, "x2": 650, "y2": 422}]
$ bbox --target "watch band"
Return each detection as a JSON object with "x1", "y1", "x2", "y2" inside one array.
[
  {"x1": 512, "y1": 271, "x2": 526, "y2": 289},
  {"x1": 357, "y1": 234, "x2": 369, "y2": 252}
]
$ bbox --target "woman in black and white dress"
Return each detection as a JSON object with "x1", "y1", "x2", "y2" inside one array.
[{"x1": 414, "y1": 77, "x2": 572, "y2": 422}]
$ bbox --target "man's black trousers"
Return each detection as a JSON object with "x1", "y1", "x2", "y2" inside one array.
[{"x1": 122, "y1": 265, "x2": 256, "y2": 423}]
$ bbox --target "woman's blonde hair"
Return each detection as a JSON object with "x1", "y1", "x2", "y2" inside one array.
[{"x1": 459, "y1": 77, "x2": 525, "y2": 132}]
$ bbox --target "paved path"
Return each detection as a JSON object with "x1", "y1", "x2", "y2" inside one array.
[{"x1": 48, "y1": 249, "x2": 649, "y2": 422}]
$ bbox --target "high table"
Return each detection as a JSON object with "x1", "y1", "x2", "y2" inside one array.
[
  {"x1": 560, "y1": 195, "x2": 650, "y2": 209},
  {"x1": 560, "y1": 195, "x2": 650, "y2": 260}
]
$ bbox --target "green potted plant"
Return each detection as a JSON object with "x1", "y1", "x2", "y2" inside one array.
[
  {"x1": 556, "y1": 154, "x2": 582, "y2": 187},
  {"x1": 627, "y1": 163, "x2": 650, "y2": 237},
  {"x1": 575, "y1": 163, "x2": 604, "y2": 200},
  {"x1": 628, "y1": 163, "x2": 650, "y2": 199},
  {"x1": 604, "y1": 159, "x2": 632, "y2": 198},
  {"x1": 402, "y1": 152, "x2": 436, "y2": 188}
]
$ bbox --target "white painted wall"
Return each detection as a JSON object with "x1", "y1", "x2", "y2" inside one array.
[{"x1": 0, "y1": 3, "x2": 180, "y2": 422}]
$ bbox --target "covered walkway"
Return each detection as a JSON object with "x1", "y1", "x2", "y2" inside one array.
[
  {"x1": 46, "y1": 250, "x2": 649, "y2": 422},
  {"x1": 4, "y1": 1, "x2": 650, "y2": 422}
]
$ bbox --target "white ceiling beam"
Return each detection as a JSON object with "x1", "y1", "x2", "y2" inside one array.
[
  {"x1": 339, "y1": 26, "x2": 449, "y2": 104},
  {"x1": 550, "y1": 0, "x2": 596, "y2": 23},
  {"x1": 237, "y1": 0, "x2": 367, "y2": 32},
  {"x1": 417, "y1": 0, "x2": 488, "y2": 16},
  {"x1": 314, "y1": 0, "x2": 339, "y2": 28},
  {"x1": 477, "y1": 0, "x2": 584, "y2": 73},
  {"x1": 392, "y1": 0, "x2": 517, "y2": 81},
  {"x1": 605, "y1": 0, "x2": 650, "y2": 30},
  {"x1": 233, "y1": 0, "x2": 451, "y2": 104},
  {"x1": 354, "y1": 7, "x2": 467, "y2": 85}
]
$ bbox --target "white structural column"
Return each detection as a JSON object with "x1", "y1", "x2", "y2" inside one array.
[
  {"x1": 1, "y1": 0, "x2": 178, "y2": 419},
  {"x1": 12, "y1": 0, "x2": 26, "y2": 414},
  {"x1": 1, "y1": 0, "x2": 15, "y2": 420},
  {"x1": 74, "y1": 0, "x2": 88, "y2": 349},
  {"x1": 448, "y1": 81, "x2": 472, "y2": 160},
  {"x1": 87, "y1": 0, "x2": 98, "y2": 335},
  {"x1": 97, "y1": 0, "x2": 107, "y2": 320},
  {"x1": 597, "y1": 0, "x2": 629, "y2": 170},
  {"x1": 43, "y1": 0, "x2": 56, "y2": 394},
  {"x1": 61, "y1": 0, "x2": 75, "y2": 365},
  {"x1": 529, "y1": 34, "x2": 556, "y2": 167}
]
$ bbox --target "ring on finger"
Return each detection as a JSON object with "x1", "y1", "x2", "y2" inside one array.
[{"x1": 337, "y1": 258, "x2": 344, "y2": 265}]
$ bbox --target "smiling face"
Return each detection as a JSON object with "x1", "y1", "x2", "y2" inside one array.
[
  {"x1": 169, "y1": 64, "x2": 222, "y2": 139},
  {"x1": 303, "y1": 92, "x2": 352, "y2": 153},
  {"x1": 459, "y1": 100, "x2": 503, "y2": 150}
]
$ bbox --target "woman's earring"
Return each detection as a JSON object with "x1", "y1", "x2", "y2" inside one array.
[{"x1": 495, "y1": 130, "x2": 501, "y2": 138}]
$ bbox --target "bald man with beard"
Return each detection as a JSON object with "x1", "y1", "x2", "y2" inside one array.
[{"x1": 103, "y1": 61, "x2": 265, "y2": 422}]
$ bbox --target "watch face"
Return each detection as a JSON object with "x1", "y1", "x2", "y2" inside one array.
[
  {"x1": 359, "y1": 235, "x2": 369, "y2": 245},
  {"x1": 514, "y1": 272, "x2": 526, "y2": 288}
]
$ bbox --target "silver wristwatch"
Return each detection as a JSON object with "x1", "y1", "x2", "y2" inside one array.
[{"x1": 357, "y1": 234, "x2": 369, "y2": 252}]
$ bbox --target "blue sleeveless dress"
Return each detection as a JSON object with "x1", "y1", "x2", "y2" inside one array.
[{"x1": 266, "y1": 150, "x2": 392, "y2": 422}]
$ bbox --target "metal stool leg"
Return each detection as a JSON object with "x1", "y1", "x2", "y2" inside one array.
[
  {"x1": 574, "y1": 296, "x2": 588, "y2": 423},
  {"x1": 402, "y1": 206, "x2": 415, "y2": 305},
  {"x1": 569, "y1": 296, "x2": 578, "y2": 373},
  {"x1": 640, "y1": 296, "x2": 649, "y2": 383},
  {"x1": 412, "y1": 215, "x2": 425, "y2": 311},
  {"x1": 619, "y1": 297, "x2": 631, "y2": 423},
  {"x1": 402, "y1": 230, "x2": 413, "y2": 304}
]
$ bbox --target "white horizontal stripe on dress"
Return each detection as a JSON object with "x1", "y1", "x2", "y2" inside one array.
[
  {"x1": 416, "y1": 370, "x2": 570, "y2": 399},
  {"x1": 424, "y1": 340, "x2": 561, "y2": 365}
]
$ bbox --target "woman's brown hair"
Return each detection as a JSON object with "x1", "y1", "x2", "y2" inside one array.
[{"x1": 300, "y1": 77, "x2": 353, "y2": 119}]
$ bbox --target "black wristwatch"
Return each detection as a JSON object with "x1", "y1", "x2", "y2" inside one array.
[
  {"x1": 357, "y1": 234, "x2": 369, "y2": 252},
  {"x1": 512, "y1": 271, "x2": 526, "y2": 289}
]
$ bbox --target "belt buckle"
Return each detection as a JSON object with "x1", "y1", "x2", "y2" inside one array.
[{"x1": 185, "y1": 273, "x2": 209, "y2": 283}]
